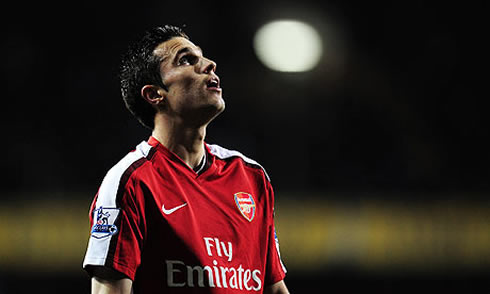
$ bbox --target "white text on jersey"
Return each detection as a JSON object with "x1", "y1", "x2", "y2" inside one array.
[
  {"x1": 204, "y1": 237, "x2": 233, "y2": 261},
  {"x1": 166, "y1": 259, "x2": 262, "y2": 291}
]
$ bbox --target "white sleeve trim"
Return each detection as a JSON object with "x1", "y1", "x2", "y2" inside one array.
[
  {"x1": 83, "y1": 141, "x2": 151, "y2": 269},
  {"x1": 207, "y1": 143, "x2": 271, "y2": 182}
]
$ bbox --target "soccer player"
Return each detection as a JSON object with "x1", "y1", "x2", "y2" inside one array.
[{"x1": 83, "y1": 25, "x2": 289, "y2": 294}]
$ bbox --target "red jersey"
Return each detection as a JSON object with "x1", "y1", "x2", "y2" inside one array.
[{"x1": 83, "y1": 137, "x2": 286, "y2": 293}]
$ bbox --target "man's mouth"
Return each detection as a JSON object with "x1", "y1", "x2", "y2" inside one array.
[{"x1": 206, "y1": 77, "x2": 221, "y2": 91}]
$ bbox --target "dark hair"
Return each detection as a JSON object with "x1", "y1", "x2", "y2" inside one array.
[{"x1": 120, "y1": 25, "x2": 189, "y2": 129}]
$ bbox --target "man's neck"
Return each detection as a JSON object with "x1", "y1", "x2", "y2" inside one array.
[{"x1": 152, "y1": 115, "x2": 206, "y2": 170}]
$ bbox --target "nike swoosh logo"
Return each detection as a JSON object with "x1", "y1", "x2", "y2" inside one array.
[{"x1": 162, "y1": 203, "x2": 188, "y2": 215}]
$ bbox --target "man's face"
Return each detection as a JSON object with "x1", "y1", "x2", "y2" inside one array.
[{"x1": 154, "y1": 37, "x2": 225, "y2": 124}]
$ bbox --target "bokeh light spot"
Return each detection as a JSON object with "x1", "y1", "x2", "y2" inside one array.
[{"x1": 254, "y1": 20, "x2": 323, "y2": 72}]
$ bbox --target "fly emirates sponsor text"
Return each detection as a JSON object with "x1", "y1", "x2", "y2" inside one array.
[{"x1": 165, "y1": 237, "x2": 262, "y2": 291}]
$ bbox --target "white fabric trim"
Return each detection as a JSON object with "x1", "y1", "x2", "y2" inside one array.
[
  {"x1": 83, "y1": 141, "x2": 152, "y2": 268},
  {"x1": 275, "y1": 229, "x2": 288, "y2": 274},
  {"x1": 194, "y1": 151, "x2": 207, "y2": 174},
  {"x1": 207, "y1": 144, "x2": 271, "y2": 182}
]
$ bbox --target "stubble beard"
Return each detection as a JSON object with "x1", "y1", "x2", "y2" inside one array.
[
  {"x1": 195, "y1": 97, "x2": 225, "y2": 127},
  {"x1": 176, "y1": 93, "x2": 225, "y2": 128}
]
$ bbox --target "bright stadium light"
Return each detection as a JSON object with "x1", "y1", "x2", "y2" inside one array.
[{"x1": 253, "y1": 20, "x2": 323, "y2": 72}]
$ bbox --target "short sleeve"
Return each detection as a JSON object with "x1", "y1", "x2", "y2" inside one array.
[
  {"x1": 264, "y1": 184, "x2": 287, "y2": 285},
  {"x1": 82, "y1": 157, "x2": 147, "y2": 281}
]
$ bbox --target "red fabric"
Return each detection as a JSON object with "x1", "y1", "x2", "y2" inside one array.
[{"x1": 85, "y1": 137, "x2": 286, "y2": 293}]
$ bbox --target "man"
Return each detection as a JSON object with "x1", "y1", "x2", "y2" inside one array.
[{"x1": 83, "y1": 25, "x2": 289, "y2": 294}]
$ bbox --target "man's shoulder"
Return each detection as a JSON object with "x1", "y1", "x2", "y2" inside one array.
[
  {"x1": 100, "y1": 141, "x2": 154, "y2": 189},
  {"x1": 207, "y1": 143, "x2": 271, "y2": 182},
  {"x1": 93, "y1": 141, "x2": 154, "y2": 207}
]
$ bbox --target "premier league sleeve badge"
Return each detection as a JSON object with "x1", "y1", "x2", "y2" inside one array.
[{"x1": 91, "y1": 206, "x2": 120, "y2": 239}]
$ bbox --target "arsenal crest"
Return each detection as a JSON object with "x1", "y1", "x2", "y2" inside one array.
[{"x1": 234, "y1": 192, "x2": 256, "y2": 222}]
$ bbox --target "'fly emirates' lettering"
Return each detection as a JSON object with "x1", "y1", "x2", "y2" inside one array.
[{"x1": 166, "y1": 237, "x2": 262, "y2": 291}]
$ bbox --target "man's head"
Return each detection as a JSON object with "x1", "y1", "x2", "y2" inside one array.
[{"x1": 120, "y1": 25, "x2": 224, "y2": 129}]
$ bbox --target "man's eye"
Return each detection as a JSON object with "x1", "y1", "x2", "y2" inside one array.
[{"x1": 179, "y1": 55, "x2": 196, "y2": 65}]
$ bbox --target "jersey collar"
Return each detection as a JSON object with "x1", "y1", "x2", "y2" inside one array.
[{"x1": 147, "y1": 136, "x2": 215, "y2": 178}]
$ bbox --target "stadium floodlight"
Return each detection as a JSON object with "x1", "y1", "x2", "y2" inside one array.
[{"x1": 254, "y1": 20, "x2": 323, "y2": 72}]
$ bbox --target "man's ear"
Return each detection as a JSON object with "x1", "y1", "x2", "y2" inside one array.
[{"x1": 141, "y1": 85, "x2": 167, "y2": 106}]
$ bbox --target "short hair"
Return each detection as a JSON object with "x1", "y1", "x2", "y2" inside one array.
[{"x1": 120, "y1": 25, "x2": 189, "y2": 129}]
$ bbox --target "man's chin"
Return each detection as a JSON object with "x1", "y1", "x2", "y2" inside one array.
[
  {"x1": 206, "y1": 99, "x2": 225, "y2": 120},
  {"x1": 206, "y1": 94, "x2": 225, "y2": 113},
  {"x1": 215, "y1": 97, "x2": 225, "y2": 113},
  {"x1": 188, "y1": 100, "x2": 225, "y2": 127}
]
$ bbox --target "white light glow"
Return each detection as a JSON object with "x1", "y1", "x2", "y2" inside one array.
[{"x1": 253, "y1": 20, "x2": 323, "y2": 72}]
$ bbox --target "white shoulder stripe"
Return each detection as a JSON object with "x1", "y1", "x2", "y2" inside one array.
[
  {"x1": 83, "y1": 140, "x2": 152, "y2": 269},
  {"x1": 207, "y1": 143, "x2": 271, "y2": 182},
  {"x1": 95, "y1": 141, "x2": 152, "y2": 208}
]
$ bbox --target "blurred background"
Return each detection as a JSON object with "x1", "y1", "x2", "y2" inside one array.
[{"x1": 3, "y1": 0, "x2": 489, "y2": 293}]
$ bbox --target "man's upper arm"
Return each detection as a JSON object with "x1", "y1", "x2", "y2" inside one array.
[
  {"x1": 264, "y1": 181, "x2": 288, "y2": 285},
  {"x1": 265, "y1": 280, "x2": 290, "y2": 294},
  {"x1": 90, "y1": 266, "x2": 133, "y2": 294},
  {"x1": 83, "y1": 150, "x2": 149, "y2": 280},
  {"x1": 92, "y1": 276, "x2": 133, "y2": 294}
]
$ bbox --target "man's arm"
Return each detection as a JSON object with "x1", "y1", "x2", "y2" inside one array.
[
  {"x1": 265, "y1": 280, "x2": 290, "y2": 294},
  {"x1": 90, "y1": 266, "x2": 133, "y2": 294},
  {"x1": 92, "y1": 277, "x2": 133, "y2": 294}
]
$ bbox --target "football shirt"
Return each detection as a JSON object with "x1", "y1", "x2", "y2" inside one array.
[{"x1": 83, "y1": 137, "x2": 286, "y2": 293}]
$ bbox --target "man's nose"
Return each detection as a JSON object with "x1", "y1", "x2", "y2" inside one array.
[{"x1": 201, "y1": 58, "x2": 217, "y2": 74}]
